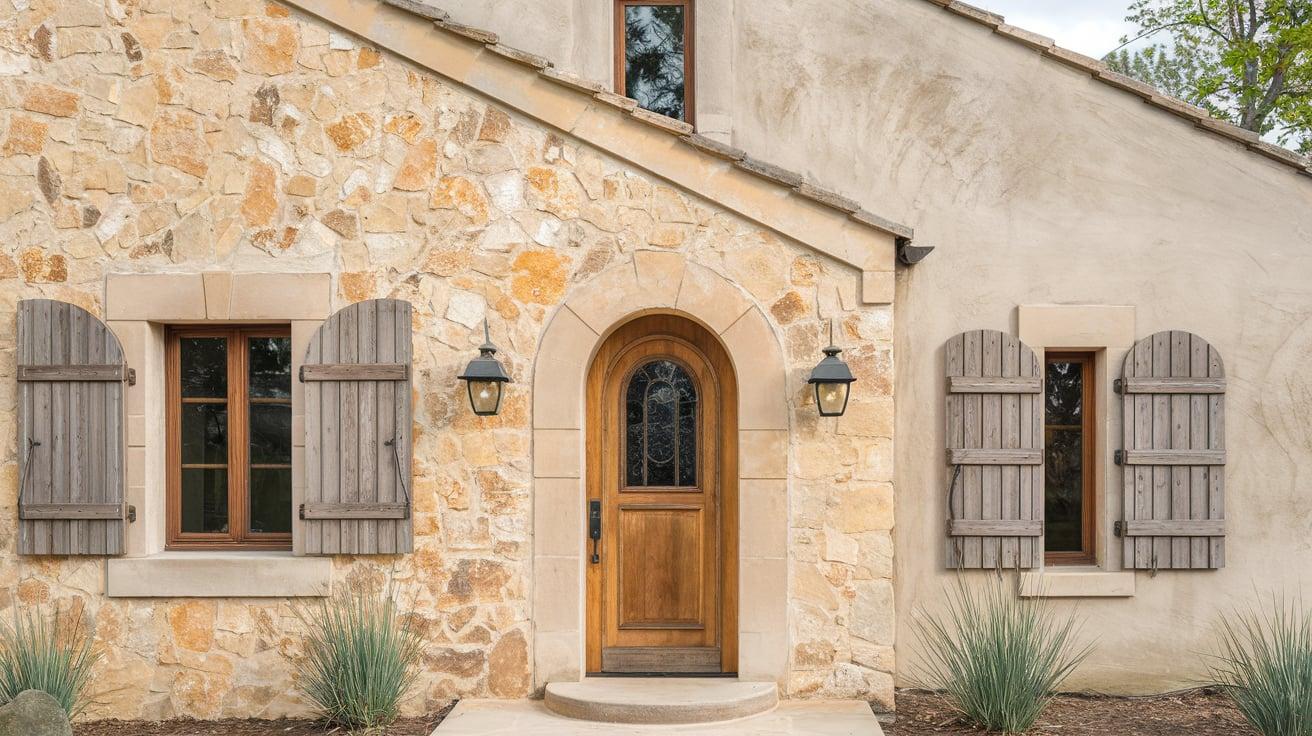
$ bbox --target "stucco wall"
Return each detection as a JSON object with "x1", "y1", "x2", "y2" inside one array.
[
  {"x1": 420, "y1": 0, "x2": 1312, "y2": 695},
  {"x1": 0, "y1": 0, "x2": 896, "y2": 719}
]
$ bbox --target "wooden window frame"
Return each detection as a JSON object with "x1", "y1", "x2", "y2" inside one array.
[
  {"x1": 1044, "y1": 352, "x2": 1097, "y2": 566},
  {"x1": 166, "y1": 325, "x2": 292, "y2": 550},
  {"x1": 614, "y1": 0, "x2": 696, "y2": 126}
]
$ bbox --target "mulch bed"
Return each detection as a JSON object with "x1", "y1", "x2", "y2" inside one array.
[
  {"x1": 77, "y1": 702, "x2": 456, "y2": 736},
  {"x1": 883, "y1": 689, "x2": 1257, "y2": 736}
]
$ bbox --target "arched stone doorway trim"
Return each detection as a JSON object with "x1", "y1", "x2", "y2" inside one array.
[{"x1": 531, "y1": 252, "x2": 789, "y2": 689}]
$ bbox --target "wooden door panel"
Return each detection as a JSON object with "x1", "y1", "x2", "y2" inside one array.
[{"x1": 617, "y1": 504, "x2": 704, "y2": 629}]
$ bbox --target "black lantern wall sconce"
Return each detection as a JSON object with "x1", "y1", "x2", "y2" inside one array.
[
  {"x1": 458, "y1": 319, "x2": 512, "y2": 416},
  {"x1": 808, "y1": 321, "x2": 856, "y2": 417}
]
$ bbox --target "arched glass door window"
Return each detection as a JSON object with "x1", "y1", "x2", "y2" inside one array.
[{"x1": 624, "y1": 359, "x2": 697, "y2": 487}]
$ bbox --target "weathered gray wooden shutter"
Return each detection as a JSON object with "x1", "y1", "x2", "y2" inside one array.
[
  {"x1": 301, "y1": 299, "x2": 413, "y2": 554},
  {"x1": 945, "y1": 329, "x2": 1043, "y2": 569},
  {"x1": 1117, "y1": 331, "x2": 1225, "y2": 570},
  {"x1": 17, "y1": 299, "x2": 130, "y2": 555}
]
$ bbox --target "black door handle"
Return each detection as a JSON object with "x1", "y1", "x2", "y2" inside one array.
[{"x1": 588, "y1": 500, "x2": 601, "y2": 563}]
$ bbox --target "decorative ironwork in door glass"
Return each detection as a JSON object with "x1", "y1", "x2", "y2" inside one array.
[{"x1": 624, "y1": 359, "x2": 697, "y2": 487}]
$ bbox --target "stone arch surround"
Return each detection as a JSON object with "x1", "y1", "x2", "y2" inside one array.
[{"x1": 531, "y1": 251, "x2": 790, "y2": 689}]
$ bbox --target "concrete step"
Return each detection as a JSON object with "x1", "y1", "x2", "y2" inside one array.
[{"x1": 544, "y1": 678, "x2": 779, "y2": 724}]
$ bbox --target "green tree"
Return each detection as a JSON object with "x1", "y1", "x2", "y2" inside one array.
[{"x1": 1105, "y1": 0, "x2": 1312, "y2": 153}]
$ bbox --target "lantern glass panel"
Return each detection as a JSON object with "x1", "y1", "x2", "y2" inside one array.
[
  {"x1": 468, "y1": 380, "x2": 503, "y2": 416},
  {"x1": 815, "y1": 381, "x2": 850, "y2": 417}
]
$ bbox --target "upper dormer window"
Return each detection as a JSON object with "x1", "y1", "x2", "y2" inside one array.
[{"x1": 615, "y1": 0, "x2": 694, "y2": 123}]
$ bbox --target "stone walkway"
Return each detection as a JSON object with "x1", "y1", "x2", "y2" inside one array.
[{"x1": 433, "y1": 699, "x2": 884, "y2": 735}]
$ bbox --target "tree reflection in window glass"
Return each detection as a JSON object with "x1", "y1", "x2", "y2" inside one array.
[
  {"x1": 624, "y1": 4, "x2": 687, "y2": 121},
  {"x1": 1044, "y1": 359, "x2": 1085, "y2": 554}
]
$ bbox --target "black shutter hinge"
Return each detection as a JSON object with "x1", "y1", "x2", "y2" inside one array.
[
  {"x1": 1114, "y1": 450, "x2": 1125, "y2": 466},
  {"x1": 1113, "y1": 378, "x2": 1124, "y2": 394},
  {"x1": 298, "y1": 503, "x2": 306, "y2": 520},
  {"x1": 127, "y1": 368, "x2": 136, "y2": 386},
  {"x1": 1114, "y1": 520, "x2": 1125, "y2": 538},
  {"x1": 127, "y1": 505, "x2": 136, "y2": 523}
]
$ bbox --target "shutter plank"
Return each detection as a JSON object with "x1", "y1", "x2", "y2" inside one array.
[
  {"x1": 393, "y1": 302, "x2": 414, "y2": 553},
  {"x1": 948, "y1": 376, "x2": 1042, "y2": 394},
  {"x1": 1000, "y1": 335, "x2": 1020, "y2": 568},
  {"x1": 1119, "y1": 377, "x2": 1225, "y2": 394},
  {"x1": 1208, "y1": 345, "x2": 1225, "y2": 568},
  {"x1": 1119, "y1": 519, "x2": 1225, "y2": 537},
  {"x1": 1151, "y1": 331, "x2": 1171, "y2": 570},
  {"x1": 357, "y1": 300, "x2": 378, "y2": 557},
  {"x1": 981, "y1": 330, "x2": 1002, "y2": 569},
  {"x1": 340, "y1": 305, "x2": 360, "y2": 554},
  {"x1": 948, "y1": 449, "x2": 1042, "y2": 465},
  {"x1": 945, "y1": 333, "x2": 965, "y2": 568},
  {"x1": 1170, "y1": 331, "x2": 1190, "y2": 567},
  {"x1": 963, "y1": 331, "x2": 982, "y2": 568},
  {"x1": 375, "y1": 301, "x2": 397, "y2": 554},
  {"x1": 304, "y1": 327, "x2": 323, "y2": 555},
  {"x1": 300, "y1": 364, "x2": 408, "y2": 382},
  {"x1": 322, "y1": 310, "x2": 341, "y2": 555},
  {"x1": 1189, "y1": 335, "x2": 1208, "y2": 568},
  {"x1": 948, "y1": 519, "x2": 1043, "y2": 537}
]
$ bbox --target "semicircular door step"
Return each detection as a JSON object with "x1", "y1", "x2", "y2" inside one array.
[{"x1": 544, "y1": 678, "x2": 777, "y2": 725}]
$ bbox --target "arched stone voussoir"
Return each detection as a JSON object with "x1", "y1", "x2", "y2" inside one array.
[{"x1": 721, "y1": 305, "x2": 790, "y2": 431}]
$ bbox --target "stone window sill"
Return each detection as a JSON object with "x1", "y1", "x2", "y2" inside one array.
[
  {"x1": 1018, "y1": 569, "x2": 1135, "y2": 598},
  {"x1": 106, "y1": 551, "x2": 332, "y2": 598}
]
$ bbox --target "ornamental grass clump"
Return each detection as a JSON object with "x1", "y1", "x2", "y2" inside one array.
[
  {"x1": 911, "y1": 577, "x2": 1092, "y2": 733},
  {"x1": 298, "y1": 581, "x2": 423, "y2": 733},
  {"x1": 0, "y1": 603, "x2": 100, "y2": 717},
  {"x1": 1208, "y1": 596, "x2": 1312, "y2": 736}
]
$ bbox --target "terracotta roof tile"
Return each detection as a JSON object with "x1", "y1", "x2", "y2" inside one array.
[
  {"x1": 432, "y1": 18, "x2": 497, "y2": 44},
  {"x1": 682, "y1": 134, "x2": 746, "y2": 162},
  {"x1": 539, "y1": 67, "x2": 607, "y2": 94},
  {"x1": 381, "y1": 0, "x2": 447, "y2": 21},
  {"x1": 735, "y1": 156, "x2": 805, "y2": 188},
  {"x1": 630, "y1": 107, "x2": 694, "y2": 136},
  {"x1": 796, "y1": 181, "x2": 861, "y2": 213},
  {"x1": 946, "y1": 1, "x2": 1003, "y2": 27},
  {"x1": 993, "y1": 24, "x2": 1054, "y2": 51},
  {"x1": 594, "y1": 90, "x2": 639, "y2": 112},
  {"x1": 852, "y1": 209, "x2": 915, "y2": 241},
  {"x1": 487, "y1": 43, "x2": 552, "y2": 70}
]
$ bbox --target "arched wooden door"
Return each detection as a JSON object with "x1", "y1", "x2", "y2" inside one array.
[{"x1": 585, "y1": 314, "x2": 738, "y2": 674}]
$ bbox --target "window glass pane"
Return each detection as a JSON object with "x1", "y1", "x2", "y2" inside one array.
[
  {"x1": 249, "y1": 468, "x2": 292, "y2": 534},
  {"x1": 180, "y1": 337, "x2": 227, "y2": 398},
  {"x1": 1044, "y1": 359, "x2": 1085, "y2": 554},
  {"x1": 624, "y1": 359, "x2": 697, "y2": 487},
  {"x1": 181, "y1": 403, "x2": 228, "y2": 465},
  {"x1": 181, "y1": 467, "x2": 228, "y2": 534},
  {"x1": 249, "y1": 404, "x2": 292, "y2": 465},
  {"x1": 249, "y1": 336, "x2": 291, "y2": 399},
  {"x1": 1045, "y1": 428, "x2": 1083, "y2": 552},
  {"x1": 624, "y1": 4, "x2": 687, "y2": 121}
]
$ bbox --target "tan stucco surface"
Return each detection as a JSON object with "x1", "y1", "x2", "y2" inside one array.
[
  {"x1": 417, "y1": 0, "x2": 1312, "y2": 695},
  {"x1": 0, "y1": 0, "x2": 897, "y2": 719}
]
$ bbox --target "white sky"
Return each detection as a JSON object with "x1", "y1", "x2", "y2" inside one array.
[{"x1": 976, "y1": 0, "x2": 1140, "y2": 58}]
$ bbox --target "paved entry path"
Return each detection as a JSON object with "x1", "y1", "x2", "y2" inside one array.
[{"x1": 433, "y1": 699, "x2": 884, "y2": 735}]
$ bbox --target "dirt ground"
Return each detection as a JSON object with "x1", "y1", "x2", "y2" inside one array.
[
  {"x1": 883, "y1": 689, "x2": 1256, "y2": 736},
  {"x1": 77, "y1": 703, "x2": 455, "y2": 736}
]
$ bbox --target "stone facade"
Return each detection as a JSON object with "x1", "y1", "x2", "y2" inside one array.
[{"x1": 0, "y1": 0, "x2": 895, "y2": 720}]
